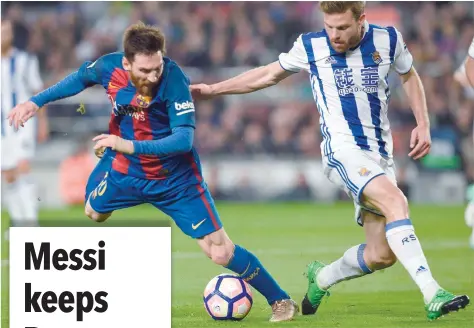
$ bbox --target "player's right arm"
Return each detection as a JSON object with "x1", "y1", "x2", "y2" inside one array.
[
  {"x1": 190, "y1": 34, "x2": 308, "y2": 100},
  {"x1": 8, "y1": 58, "x2": 104, "y2": 129}
]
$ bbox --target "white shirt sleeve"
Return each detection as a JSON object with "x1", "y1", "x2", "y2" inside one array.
[
  {"x1": 393, "y1": 28, "x2": 413, "y2": 75},
  {"x1": 278, "y1": 34, "x2": 309, "y2": 73},
  {"x1": 26, "y1": 55, "x2": 44, "y2": 93},
  {"x1": 468, "y1": 37, "x2": 474, "y2": 58}
]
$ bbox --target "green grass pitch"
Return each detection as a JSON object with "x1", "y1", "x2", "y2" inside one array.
[{"x1": 1, "y1": 202, "x2": 473, "y2": 327}]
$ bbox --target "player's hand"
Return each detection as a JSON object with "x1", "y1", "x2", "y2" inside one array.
[
  {"x1": 7, "y1": 100, "x2": 40, "y2": 130},
  {"x1": 408, "y1": 124, "x2": 431, "y2": 160},
  {"x1": 190, "y1": 84, "x2": 215, "y2": 100},
  {"x1": 93, "y1": 134, "x2": 135, "y2": 155}
]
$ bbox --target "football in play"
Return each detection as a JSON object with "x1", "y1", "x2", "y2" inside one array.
[{"x1": 203, "y1": 273, "x2": 253, "y2": 320}]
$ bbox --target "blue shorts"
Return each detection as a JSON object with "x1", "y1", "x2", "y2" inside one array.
[{"x1": 85, "y1": 156, "x2": 223, "y2": 238}]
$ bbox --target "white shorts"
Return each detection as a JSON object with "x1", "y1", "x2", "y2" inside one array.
[
  {"x1": 322, "y1": 148, "x2": 397, "y2": 226},
  {"x1": 1, "y1": 122, "x2": 36, "y2": 170}
]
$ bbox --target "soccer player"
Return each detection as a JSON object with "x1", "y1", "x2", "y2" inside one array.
[
  {"x1": 1, "y1": 18, "x2": 49, "y2": 228},
  {"x1": 7, "y1": 22, "x2": 298, "y2": 322},
  {"x1": 189, "y1": 1, "x2": 470, "y2": 321},
  {"x1": 454, "y1": 36, "x2": 474, "y2": 249}
]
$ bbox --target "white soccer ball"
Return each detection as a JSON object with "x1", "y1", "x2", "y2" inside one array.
[{"x1": 203, "y1": 273, "x2": 253, "y2": 321}]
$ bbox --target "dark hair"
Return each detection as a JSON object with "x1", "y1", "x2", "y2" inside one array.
[
  {"x1": 123, "y1": 22, "x2": 166, "y2": 62},
  {"x1": 320, "y1": 1, "x2": 365, "y2": 20}
]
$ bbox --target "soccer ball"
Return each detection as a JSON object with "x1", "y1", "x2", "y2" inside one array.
[{"x1": 203, "y1": 273, "x2": 253, "y2": 320}]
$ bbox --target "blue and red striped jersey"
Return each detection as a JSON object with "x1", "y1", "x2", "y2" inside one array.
[{"x1": 77, "y1": 52, "x2": 200, "y2": 180}]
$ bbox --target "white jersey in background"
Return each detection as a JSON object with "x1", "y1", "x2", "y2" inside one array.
[
  {"x1": 279, "y1": 20, "x2": 413, "y2": 159},
  {"x1": 1, "y1": 48, "x2": 43, "y2": 169},
  {"x1": 1, "y1": 48, "x2": 43, "y2": 137}
]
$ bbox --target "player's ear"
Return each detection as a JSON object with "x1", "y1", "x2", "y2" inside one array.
[
  {"x1": 122, "y1": 57, "x2": 131, "y2": 71},
  {"x1": 358, "y1": 13, "x2": 366, "y2": 27}
]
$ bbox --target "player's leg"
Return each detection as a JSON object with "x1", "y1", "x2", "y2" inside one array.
[
  {"x1": 84, "y1": 158, "x2": 142, "y2": 222},
  {"x1": 153, "y1": 183, "x2": 298, "y2": 322},
  {"x1": 16, "y1": 123, "x2": 39, "y2": 225},
  {"x1": 363, "y1": 175, "x2": 470, "y2": 318},
  {"x1": 1, "y1": 136, "x2": 26, "y2": 226},
  {"x1": 465, "y1": 185, "x2": 474, "y2": 249},
  {"x1": 2, "y1": 168, "x2": 25, "y2": 224},
  {"x1": 302, "y1": 210, "x2": 397, "y2": 315}
]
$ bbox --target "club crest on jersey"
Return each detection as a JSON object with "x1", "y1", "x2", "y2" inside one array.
[
  {"x1": 136, "y1": 94, "x2": 151, "y2": 108},
  {"x1": 358, "y1": 167, "x2": 371, "y2": 177},
  {"x1": 371, "y1": 51, "x2": 383, "y2": 65}
]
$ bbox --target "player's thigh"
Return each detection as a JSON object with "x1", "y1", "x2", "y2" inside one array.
[
  {"x1": 86, "y1": 167, "x2": 144, "y2": 215},
  {"x1": 323, "y1": 149, "x2": 384, "y2": 202},
  {"x1": 1, "y1": 136, "x2": 20, "y2": 174},
  {"x1": 362, "y1": 210, "x2": 396, "y2": 267},
  {"x1": 150, "y1": 182, "x2": 223, "y2": 239},
  {"x1": 360, "y1": 167, "x2": 408, "y2": 220},
  {"x1": 16, "y1": 122, "x2": 36, "y2": 162}
]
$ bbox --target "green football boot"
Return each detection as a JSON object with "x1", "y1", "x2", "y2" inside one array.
[
  {"x1": 425, "y1": 289, "x2": 470, "y2": 320},
  {"x1": 301, "y1": 261, "x2": 330, "y2": 315}
]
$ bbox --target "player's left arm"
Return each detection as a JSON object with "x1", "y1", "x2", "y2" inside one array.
[
  {"x1": 393, "y1": 28, "x2": 431, "y2": 160},
  {"x1": 27, "y1": 54, "x2": 49, "y2": 143}
]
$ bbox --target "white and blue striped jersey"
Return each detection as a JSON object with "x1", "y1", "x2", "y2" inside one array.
[
  {"x1": 279, "y1": 20, "x2": 413, "y2": 158},
  {"x1": 1, "y1": 48, "x2": 43, "y2": 137}
]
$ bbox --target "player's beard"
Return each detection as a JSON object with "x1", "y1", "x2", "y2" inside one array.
[
  {"x1": 130, "y1": 73, "x2": 158, "y2": 96},
  {"x1": 331, "y1": 26, "x2": 364, "y2": 53}
]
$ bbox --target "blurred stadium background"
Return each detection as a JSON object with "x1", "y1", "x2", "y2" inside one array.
[{"x1": 2, "y1": 1, "x2": 474, "y2": 208}]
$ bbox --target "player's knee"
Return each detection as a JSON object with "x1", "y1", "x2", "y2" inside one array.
[
  {"x1": 379, "y1": 189, "x2": 408, "y2": 220},
  {"x1": 3, "y1": 169, "x2": 17, "y2": 184},
  {"x1": 84, "y1": 205, "x2": 110, "y2": 222},
  {"x1": 366, "y1": 247, "x2": 397, "y2": 270},
  {"x1": 210, "y1": 243, "x2": 234, "y2": 266}
]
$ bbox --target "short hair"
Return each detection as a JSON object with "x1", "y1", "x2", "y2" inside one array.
[
  {"x1": 122, "y1": 22, "x2": 166, "y2": 62},
  {"x1": 320, "y1": 1, "x2": 366, "y2": 20}
]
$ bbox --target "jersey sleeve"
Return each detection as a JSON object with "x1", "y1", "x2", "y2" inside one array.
[
  {"x1": 469, "y1": 37, "x2": 474, "y2": 58},
  {"x1": 26, "y1": 55, "x2": 44, "y2": 92},
  {"x1": 393, "y1": 28, "x2": 413, "y2": 75},
  {"x1": 165, "y1": 66, "x2": 196, "y2": 129},
  {"x1": 76, "y1": 56, "x2": 106, "y2": 86},
  {"x1": 278, "y1": 34, "x2": 309, "y2": 73}
]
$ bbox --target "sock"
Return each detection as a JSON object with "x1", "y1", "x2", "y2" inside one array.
[
  {"x1": 385, "y1": 219, "x2": 441, "y2": 304},
  {"x1": 317, "y1": 244, "x2": 372, "y2": 290},
  {"x1": 17, "y1": 174, "x2": 39, "y2": 226},
  {"x1": 225, "y1": 245, "x2": 289, "y2": 305},
  {"x1": 5, "y1": 180, "x2": 25, "y2": 225}
]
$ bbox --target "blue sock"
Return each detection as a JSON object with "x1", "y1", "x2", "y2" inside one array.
[{"x1": 225, "y1": 244, "x2": 289, "y2": 305}]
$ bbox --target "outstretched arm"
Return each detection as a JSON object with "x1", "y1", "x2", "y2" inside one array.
[
  {"x1": 8, "y1": 59, "x2": 103, "y2": 129},
  {"x1": 191, "y1": 61, "x2": 293, "y2": 99},
  {"x1": 191, "y1": 34, "x2": 309, "y2": 100}
]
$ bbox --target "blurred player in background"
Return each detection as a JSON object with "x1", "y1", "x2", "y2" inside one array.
[
  {"x1": 1, "y1": 18, "x2": 49, "y2": 228},
  {"x1": 454, "y1": 37, "x2": 474, "y2": 249},
  {"x1": 7, "y1": 22, "x2": 298, "y2": 322},
  {"x1": 190, "y1": 1, "x2": 470, "y2": 321}
]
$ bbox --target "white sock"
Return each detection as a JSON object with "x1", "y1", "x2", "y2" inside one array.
[
  {"x1": 317, "y1": 244, "x2": 372, "y2": 290},
  {"x1": 385, "y1": 219, "x2": 441, "y2": 304},
  {"x1": 17, "y1": 174, "x2": 39, "y2": 226},
  {"x1": 465, "y1": 201, "x2": 474, "y2": 227},
  {"x1": 5, "y1": 180, "x2": 26, "y2": 225}
]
